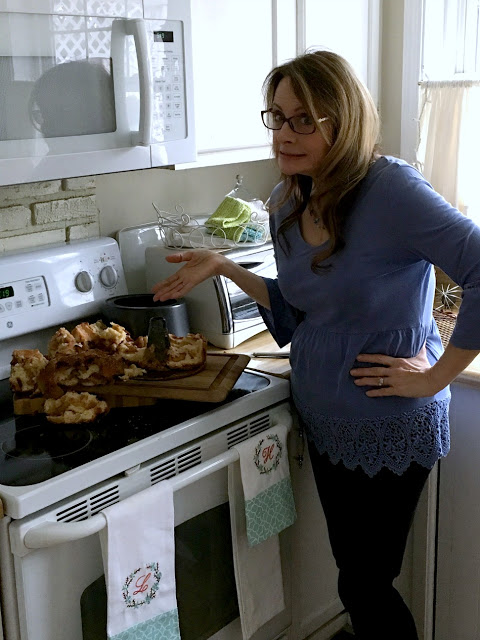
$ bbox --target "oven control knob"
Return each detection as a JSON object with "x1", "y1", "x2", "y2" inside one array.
[
  {"x1": 75, "y1": 270, "x2": 94, "y2": 293},
  {"x1": 99, "y1": 265, "x2": 118, "y2": 288}
]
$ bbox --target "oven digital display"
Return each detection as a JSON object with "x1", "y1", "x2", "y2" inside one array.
[
  {"x1": 154, "y1": 30, "x2": 174, "y2": 43},
  {"x1": 0, "y1": 285, "x2": 14, "y2": 299}
]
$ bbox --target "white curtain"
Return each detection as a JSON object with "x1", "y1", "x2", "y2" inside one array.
[{"x1": 416, "y1": 80, "x2": 480, "y2": 222}]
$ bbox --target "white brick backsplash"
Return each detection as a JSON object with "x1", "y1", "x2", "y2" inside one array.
[
  {"x1": 0, "y1": 229, "x2": 65, "y2": 253},
  {"x1": 33, "y1": 195, "x2": 98, "y2": 223},
  {"x1": 0, "y1": 206, "x2": 31, "y2": 232},
  {"x1": 62, "y1": 177, "x2": 96, "y2": 191},
  {"x1": 0, "y1": 181, "x2": 62, "y2": 204},
  {"x1": 67, "y1": 221, "x2": 100, "y2": 241}
]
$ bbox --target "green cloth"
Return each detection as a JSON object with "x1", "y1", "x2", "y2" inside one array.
[{"x1": 206, "y1": 196, "x2": 251, "y2": 229}]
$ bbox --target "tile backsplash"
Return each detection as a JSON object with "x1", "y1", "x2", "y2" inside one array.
[{"x1": 0, "y1": 176, "x2": 100, "y2": 252}]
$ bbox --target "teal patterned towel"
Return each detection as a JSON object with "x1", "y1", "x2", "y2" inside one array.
[{"x1": 233, "y1": 423, "x2": 296, "y2": 546}]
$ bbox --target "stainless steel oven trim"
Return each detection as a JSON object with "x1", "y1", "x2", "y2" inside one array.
[{"x1": 212, "y1": 275, "x2": 232, "y2": 334}]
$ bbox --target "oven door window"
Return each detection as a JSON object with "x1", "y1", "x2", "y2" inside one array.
[{"x1": 80, "y1": 502, "x2": 239, "y2": 640}]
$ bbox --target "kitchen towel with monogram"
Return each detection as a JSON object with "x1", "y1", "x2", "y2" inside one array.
[
  {"x1": 232, "y1": 422, "x2": 296, "y2": 546},
  {"x1": 99, "y1": 481, "x2": 180, "y2": 640}
]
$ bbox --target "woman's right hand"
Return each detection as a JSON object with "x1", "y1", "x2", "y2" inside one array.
[{"x1": 151, "y1": 249, "x2": 226, "y2": 301}]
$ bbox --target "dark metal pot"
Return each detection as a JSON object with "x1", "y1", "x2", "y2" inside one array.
[{"x1": 102, "y1": 294, "x2": 190, "y2": 338}]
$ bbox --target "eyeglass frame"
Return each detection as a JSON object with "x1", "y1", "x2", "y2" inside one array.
[{"x1": 261, "y1": 109, "x2": 329, "y2": 135}]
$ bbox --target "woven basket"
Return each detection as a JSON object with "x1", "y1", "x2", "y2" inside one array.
[{"x1": 432, "y1": 310, "x2": 457, "y2": 348}]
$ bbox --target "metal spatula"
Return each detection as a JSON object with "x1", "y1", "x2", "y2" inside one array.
[{"x1": 147, "y1": 316, "x2": 170, "y2": 363}]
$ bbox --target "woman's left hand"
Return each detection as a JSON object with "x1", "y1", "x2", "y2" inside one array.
[{"x1": 350, "y1": 345, "x2": 438, "y2": 398}]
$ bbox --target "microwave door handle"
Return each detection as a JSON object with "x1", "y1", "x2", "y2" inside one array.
[
  {"x1": 22, "y1": 406, "x2": 292, "y2": 551},
  {"x1": 125, "y1": 18, "x2": 153, "y2": 146}
]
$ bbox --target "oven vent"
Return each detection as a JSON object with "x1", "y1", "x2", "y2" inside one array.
[
  {"x1": 150, "y1": 445, "x2": 202, "y2": 484},
  {"x1": 56, "y1": 499, "x2": 89, "y2": 523},
  {"x1": 90, "y1": 486, "x2": 121, "y2": 515},
  {"x1": 55, "y1": 486, "x2": 120, "y2": 522},
  {"x1": 249, "y1": 414, "x2": 272, "y2": 436},
  {"x1": 227, "y1": 413, "x2": 271, "y2": 448}
]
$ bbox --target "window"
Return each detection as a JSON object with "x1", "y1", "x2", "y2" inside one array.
[
  {"x1": 415, "y1": 0, "x2": 480, "y2": 224},
  {"x1": 423, "y1": 0, "x2": 480, "y2": 80}
]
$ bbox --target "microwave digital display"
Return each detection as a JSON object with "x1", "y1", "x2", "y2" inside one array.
[
  {"x1": 0, "y1": 285, "x2": 14, "y2": 299},
  {"x1": 154, "y1": 31, "x2": 174, "y2": 43}
]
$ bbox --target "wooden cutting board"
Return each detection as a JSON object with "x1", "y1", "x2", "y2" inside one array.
[
  {"x1": 14, "y1": 354, "x2": 251, "y2": 414},
  {"x1": 75, "y1": 353, "x2": 251, "y2": 402}
]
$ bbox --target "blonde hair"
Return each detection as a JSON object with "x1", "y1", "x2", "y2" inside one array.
[{"x1": 263, "y1": 50, "x2": 380, "y2": 269}]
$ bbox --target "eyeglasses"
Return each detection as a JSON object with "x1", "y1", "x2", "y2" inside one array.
[{"x1": 261, "y1": 109, "x2": 328, "y2": 135}]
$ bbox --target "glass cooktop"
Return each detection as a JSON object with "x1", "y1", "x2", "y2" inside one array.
[{"x1": 0, "y1": 372, "x2": 270, "y2": 487}]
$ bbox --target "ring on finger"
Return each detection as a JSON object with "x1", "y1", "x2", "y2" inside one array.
[{"x1": 377, "y1": 377, "x2": 384, "y2": 387}]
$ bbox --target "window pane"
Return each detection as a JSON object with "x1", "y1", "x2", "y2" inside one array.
[
  {"x1": 305, "y1": 0, "x2": 370, "y2": 87},
  {"x1": 190, "y1": 0, "x2": 272, "y2": 152}
]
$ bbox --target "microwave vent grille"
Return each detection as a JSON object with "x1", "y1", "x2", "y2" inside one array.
[
  {"x1": 227, "y1": 413, "x2": 271, "y2": 448},
  {"x1": 150, "y1": 445, "x2": 202, "y2": 485}
]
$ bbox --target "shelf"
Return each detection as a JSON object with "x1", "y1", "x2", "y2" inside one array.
[{"x1": 166, "y1": 145, "x2": 274, "y2": 171}]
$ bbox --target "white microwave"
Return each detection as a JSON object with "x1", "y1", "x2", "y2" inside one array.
[{"x1": 0, "y1": 0, "x2": 195, "y2": 186}]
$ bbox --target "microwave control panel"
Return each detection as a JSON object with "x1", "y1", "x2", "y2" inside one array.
[{"x1": 149, "y1": 20, "x2": 187, "y2": 143}]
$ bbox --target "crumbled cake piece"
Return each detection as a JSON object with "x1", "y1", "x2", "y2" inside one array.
[
  {"x1": 165, "y1": 333, "x2": 207, "y2": 370},
  {"x1": 10, "y1": 349, "x2": 48, "y2": 393},
  {"x1": 47, "y1": 328, "x2": 78, "y2": 357},
  {"x1": 119, "y1": 364, "x2": 147, "y2": 381},
  {"x1": 44, "y1": 391, "x2": 109, "y2": 424},
  {"x1": 37, "y1": 349, "x2": 131, "y2": 398},
  {"x1": 71, "y1": 320, "x2": 128, "y2": 351}
]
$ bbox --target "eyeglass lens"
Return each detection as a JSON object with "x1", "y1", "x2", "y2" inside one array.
[{"x1": 262, "y1": 110, "x2": 315, "y2": 134}]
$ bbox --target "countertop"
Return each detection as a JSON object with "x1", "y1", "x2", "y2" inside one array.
[
  {"x1": 208, "y1": 331, "x2": 480, "y2": 389},
  {"x1": 207, "y1": 332, "x2": 291, "y2": 378}
]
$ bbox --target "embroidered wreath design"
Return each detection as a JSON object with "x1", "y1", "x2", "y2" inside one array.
[
  {"x1": 254, "y1": 433, "x2": 283, "y2": 474},
  {"x1": 122, "y1": 562, "x2": 162, "y2": 608}
]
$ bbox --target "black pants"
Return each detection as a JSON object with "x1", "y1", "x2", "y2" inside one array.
[{"x1": 308, "y1": 442, "x2": 431, "y2": 640}]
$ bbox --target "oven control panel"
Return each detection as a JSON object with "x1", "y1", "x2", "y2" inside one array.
[
  {"x1": 0, "y1": 237, "x2": 128, "y2": 340},
  {"x1": 0, "y1": 276, "x2": 49, "y2": 319}
]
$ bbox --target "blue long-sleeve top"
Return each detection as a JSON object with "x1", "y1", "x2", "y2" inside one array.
[{"x1": 259, "y1": 156, "x2": 480, "y2": 476}]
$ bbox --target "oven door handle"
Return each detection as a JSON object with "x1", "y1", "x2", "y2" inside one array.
[{"x1": 23, "y1": 406, "x2": 292, "y2": 550}]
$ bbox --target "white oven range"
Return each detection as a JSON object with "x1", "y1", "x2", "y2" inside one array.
[{"x1": 0, "y1": 237, "x2": 292, "y2": 640}]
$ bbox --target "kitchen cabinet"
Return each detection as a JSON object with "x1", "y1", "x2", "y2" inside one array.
[
  {"x1": 289, "y1": 440, "x2": 348, "y2": 640},
  {"x1": 435, "y1": 380, "x2": 480, "y2": 639},
  {"x1": 186, "y1": 0, "x2": 381, "y2": 168},
  {"x1": 288, "y1": 433, "x2": 427, "y2": 640}
]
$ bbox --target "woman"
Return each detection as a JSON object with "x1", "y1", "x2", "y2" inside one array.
[{"x1": 152, "y1": 51, "x2": 480, "y2": 639}]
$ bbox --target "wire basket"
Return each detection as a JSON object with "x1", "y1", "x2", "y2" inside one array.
[
  {"x1": 152, "y1": 202, "x2": 268, "y2": 249},
  {"x1": 432, "y1": 309, "x2": 457, "y2": 348}
]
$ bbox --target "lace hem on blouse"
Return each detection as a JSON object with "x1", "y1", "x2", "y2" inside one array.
[{"x1": 299, "y1": 398, "x2": 450, "y2": 477}]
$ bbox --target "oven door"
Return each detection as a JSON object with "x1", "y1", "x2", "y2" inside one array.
[
  {"x1": 2, "y1": 424, "x2": 291, "y2": 640},
  {"x1": 0, "y1": 10, "x2": 153, "y2": 185}
]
